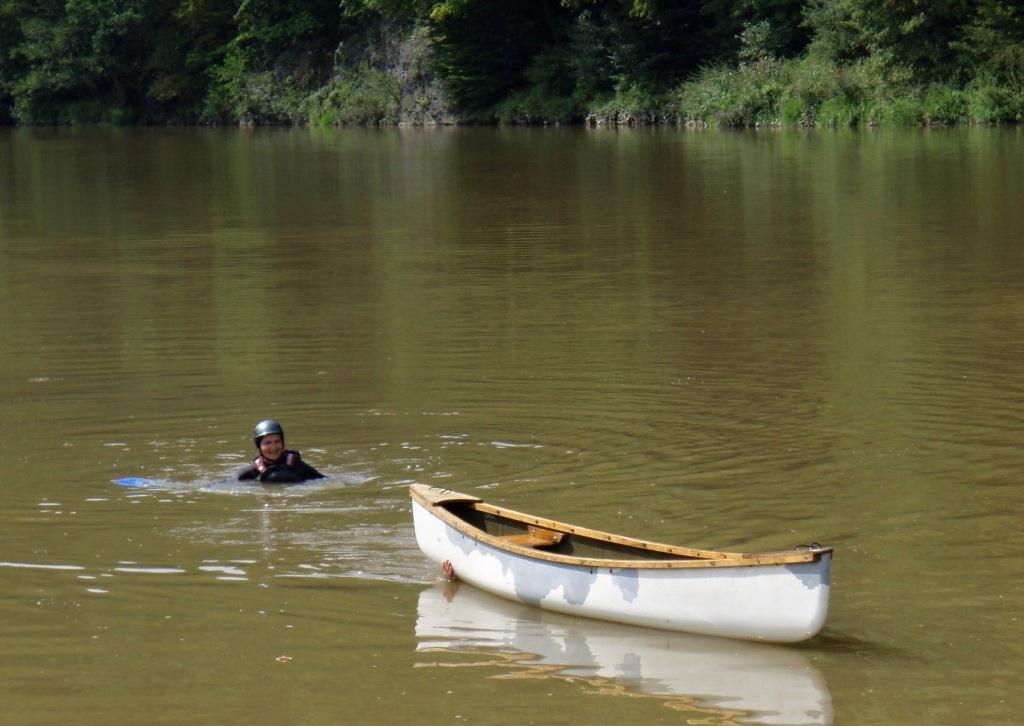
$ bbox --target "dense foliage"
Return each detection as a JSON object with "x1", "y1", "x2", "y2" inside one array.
[{"x1": 1, "y1": 0, "x2": 1022, "y2": 125}]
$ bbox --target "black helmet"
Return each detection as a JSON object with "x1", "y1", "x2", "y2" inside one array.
[{"x1": 253, "y1": 419, "x2": 285, "y2": 448}]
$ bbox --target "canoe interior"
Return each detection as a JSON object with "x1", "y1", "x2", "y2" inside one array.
[
  {"x1": 412, "y1": 484, "x2": 832, "y2": 568},
  {"x1": 445, "y1": 502, "x2": 702, "y2": 562}
]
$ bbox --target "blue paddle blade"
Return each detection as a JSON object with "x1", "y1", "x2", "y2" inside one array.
[{"x1": 113, "y1": 477, "x2": 158, "y2": 488}]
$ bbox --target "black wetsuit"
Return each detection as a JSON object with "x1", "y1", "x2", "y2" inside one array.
[{"x1": 237, "y1": 450, "x2": 325, "y2": 483}]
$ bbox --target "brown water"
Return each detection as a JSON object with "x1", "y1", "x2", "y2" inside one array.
[{"x1": 1, "y1": 126, "x2": 1022, "y2": 725}]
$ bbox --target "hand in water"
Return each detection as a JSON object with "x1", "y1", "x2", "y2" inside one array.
[{"x1": 441, "y1": 560, "x2": 457, "y2": 582}]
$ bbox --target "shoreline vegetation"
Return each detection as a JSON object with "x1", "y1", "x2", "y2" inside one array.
[{"x1": 2, "y1": 1, "x2": 1022, "y2": 129}]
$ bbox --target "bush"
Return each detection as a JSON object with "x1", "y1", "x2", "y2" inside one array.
[
  {"x1": 669, "y1": 55, "x2": 1024, "y2": 128},
  {"x1": 495, "y1": 89, "x2": 579, "y2": 124},
  {"x1": 877, "y1": 96, "x2": 923, "y2": 125},
  {"x1": 587, "y1": 82, "x2": 674, "y2": 125},
  {"x1": 779, "y1": 93, "x2": 810, "y2": 124},
  {"x1": 202, "y1": 49, "x2": 248, "y2": 123},
  {"x1": 492, "y1": 44, "x2": 585, "y2": 124},
  {"x1": 674, "y1": 65, "x2": 733, "y2": 125},
  {"x1": 922, "y1": 85, "x2": 967, "y2": 124},
  {"x1": 965, "y1": 78, "x2": 1024, "y2": 122},
  {"x1": 817, "y1": 95, "x2": 862, "y2": 126},
  {"x1": 683, "y1": 60, "x2": 769, "y2": 126},
  {"x1": 787, "y1": 58, "x2": 840, "y2": 110},
  {"x1": 308, "y1": 65, "x2": 400, "y2": 125}
]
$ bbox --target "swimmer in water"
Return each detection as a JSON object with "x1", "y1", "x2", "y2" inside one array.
[{"x1": 236, "y1": 419, "x2": 324, "y2": 483}]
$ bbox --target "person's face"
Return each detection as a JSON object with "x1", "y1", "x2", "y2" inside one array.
[{"x1": 258, "y1": 434, "x2": 284, "y2": 461}]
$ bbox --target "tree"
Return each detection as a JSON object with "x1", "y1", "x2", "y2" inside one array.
[
  {"x1": 429, "y1": 0, "x2": 562, "y2": 113},
  {"x1": 957, "y1": 0, "x2": 1024, "y2": 88},
  {"x1": 804, "y1": 0, "x2": 981, "y2": 83},
  {"x1": 1, "y1": 0, "x2": 170, "y2": 123}
]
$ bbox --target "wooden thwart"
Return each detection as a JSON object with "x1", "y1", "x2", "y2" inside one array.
[{"x1": 496, "y1": 525, "x2": 564, "y2": 548}]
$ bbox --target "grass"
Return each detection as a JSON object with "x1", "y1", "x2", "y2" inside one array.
[{"x1": 668, "y1": 57, "x2": 1024, "y2": 128}]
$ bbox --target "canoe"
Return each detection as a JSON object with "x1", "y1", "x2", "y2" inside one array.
[{"x1": 409, "y1": 484, "x2": 832, "y2": 642}]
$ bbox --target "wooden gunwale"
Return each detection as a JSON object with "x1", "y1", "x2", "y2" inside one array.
[{"x1": 410, "y1": 485, "x2": 831, "y2": 570}]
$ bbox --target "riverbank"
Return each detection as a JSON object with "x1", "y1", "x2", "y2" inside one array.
[
  {"x1": 242, "y1": 53, "x2": 1024, "y2": 129},
  {"x1": 3, "y1": 5, "x2": 1022, "y2": 129},
  {"x1": 9, "y1": 50, "x2": 1020, "y2": 130}
]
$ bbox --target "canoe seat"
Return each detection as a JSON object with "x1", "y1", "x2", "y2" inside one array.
[{"x1": 496, "y1": 525, "x2": 565, "y2": 549}]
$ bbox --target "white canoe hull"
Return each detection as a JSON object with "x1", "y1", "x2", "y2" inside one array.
[{"x1": 412, "y1": 498, "x2": 830, "y2": 642}]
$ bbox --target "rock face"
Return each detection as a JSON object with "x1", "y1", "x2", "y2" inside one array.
[
  {"x1": 236, "y1": 21, "x2": 458, "y2": 127},
  {"x1": 390, "y1": 26, "x2": 458, "y2": 126},
  {"x1": 328, "y1": 22, "x2": 458, "y2": 126}
]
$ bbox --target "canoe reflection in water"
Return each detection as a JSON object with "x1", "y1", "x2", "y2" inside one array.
[{"x1": 415, "y1": 584, "x2": 832, "y2": 726}]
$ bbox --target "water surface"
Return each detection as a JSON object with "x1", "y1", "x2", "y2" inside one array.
[{"x1": 1, "y1": 126, "x2": 1022, "y2": 724}]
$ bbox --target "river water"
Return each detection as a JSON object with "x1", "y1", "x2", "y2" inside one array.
[{"x1": 1, "y1": 126, "x2": 1021, "y2": 724}]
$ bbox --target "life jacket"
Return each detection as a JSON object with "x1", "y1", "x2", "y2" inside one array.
[{"x1": 252, "y1": 450, "x2": 301, "y2": 476}]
